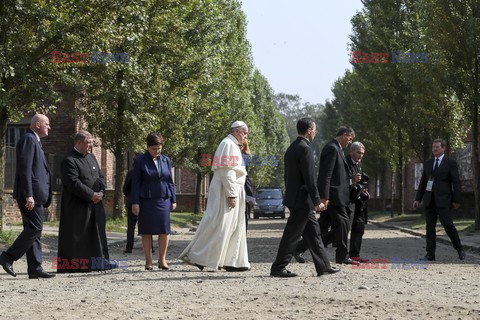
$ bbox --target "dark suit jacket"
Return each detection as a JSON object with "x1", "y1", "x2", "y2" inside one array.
[
  {"x1": 283, "y1": 137, "x2": 321, "y2": 210},
  {"x1": 242, "y1": 154, "x2": 253, "y2": 198},
  {"x1": 415, "y1": 155, "x2": 461, "y2": 208},
  {"x1": 345, "y1": 155, "x2": 360, "y2": 210},
  {"x1": 131, "y1": 152, "x2": 176, "y2": 204},
  {"x1": 123, "y1": 169, "x2": 133, "y2": 207},
  {"x1": 317, "y1": 139, "x2": 350, "y2": 207},
  {"x1": 13, "y1": 129, "x2": 52, "y2": 207}
]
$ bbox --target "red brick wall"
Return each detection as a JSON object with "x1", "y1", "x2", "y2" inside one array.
[{"x1": 3, "y1": 191, "x2": 61, "y2": 224}]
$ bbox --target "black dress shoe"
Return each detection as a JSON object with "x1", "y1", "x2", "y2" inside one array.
[
  {"x1": 294, "y1": 253, "x2": 306, "y2": 264},
  {"x1": 123, "y1": 249, "x2": 132, "y2": 254},
  {"x1": 422, "y1": 255, "x2": 435, "y2": 261},
  {"x1": 318, "y1": 267, "x2": 341, "y2": 276},
  {"x1": 270, "y1": 268, "x2": 297, "y2": 278},
  {"x1": 338, "y1": 258, "x2": 360, "y2": 265},
  {"x1": 458, "y1": 249, "x2": 466, "y2": 260},
  {"x1": 29, "y1": 271, "x2": 55, "y2": 279},
  {"x1": 195, "y1": 264, "x2": 204, "y2": 271},
  {"x1": 225, "y1": 266, "x2": 250, "y2": 272},
  {"x1": 0, "y1": 256, "x2": 16, "y2": 277}
]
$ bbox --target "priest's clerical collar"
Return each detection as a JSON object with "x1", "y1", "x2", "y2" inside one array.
[{"x1": 74, "y1": 147, "x2": 87, "y2": 157}]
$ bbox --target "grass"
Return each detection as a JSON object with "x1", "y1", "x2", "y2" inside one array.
[
  {"x1": 33, "y1": 212, "x2": 203, "y2": 234},
  {"x1": 3, "y1": 212, "x2": 203, "y2": 238},
  {"x1": 369, "y1": 210, "x2": 476, "y2": 233},
  {"x1": 0, "y1": 230, "x2": 20, "y2": 246},
  {"x1": 103, "y1": 212, "x2": 202, "y2": 232},
  {"x1": 170, "y1": 212, "x2": 203, "y2": 229}
]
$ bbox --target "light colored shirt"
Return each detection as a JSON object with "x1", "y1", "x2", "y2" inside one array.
[{"x1": 433, "y1": 154, "x2": 445, "y2": 170}]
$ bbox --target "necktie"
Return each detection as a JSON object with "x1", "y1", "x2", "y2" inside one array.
[{"x1": 433, "y1": 158, "x2": 439, "y2": 172}]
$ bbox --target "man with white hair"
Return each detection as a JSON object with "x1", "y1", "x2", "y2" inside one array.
[
  {"x1": 0, "y1": 114, "x2": 54, "y2": 279},
  {"x1": 180, "y1": 121, "x2": 250, "y2": 272}
]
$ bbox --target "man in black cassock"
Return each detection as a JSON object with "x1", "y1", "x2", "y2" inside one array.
[{"x1": 57, "y1": 130, "x2": 111, "y2": 273}]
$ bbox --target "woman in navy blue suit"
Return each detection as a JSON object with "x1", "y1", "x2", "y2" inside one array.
[{"x1": 131, "y1": 133, "x2": 176, "y2": 270}]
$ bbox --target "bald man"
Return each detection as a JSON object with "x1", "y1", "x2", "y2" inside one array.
[{"x1": 0, "y1": 114, "x2": 55, "y2": 279}]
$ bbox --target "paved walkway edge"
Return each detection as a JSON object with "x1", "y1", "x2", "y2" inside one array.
[{"x1": 369, "y1": 220, "x2": 480, "y2": 254}]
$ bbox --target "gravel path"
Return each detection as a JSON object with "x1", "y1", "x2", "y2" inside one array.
[{"x1": 1, "y1": 217, "x2": 479, "y2": 319}]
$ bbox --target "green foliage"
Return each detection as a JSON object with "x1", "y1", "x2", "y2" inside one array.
[
  {"x1": 0, "y1": 230, "x2": 19, "y2": 246},
  {"x1": 170, "y1": 211, "x2": 203, "y2": 228},
  {"x1": 249, "y1": 70, "x2": 289, "y2": 189},
  {"x1": 275, "y1": 93, "x2": 324, "y2": 166}
]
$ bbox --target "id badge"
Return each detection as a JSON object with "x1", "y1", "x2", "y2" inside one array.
[{"x1": 426, "y1": 178, "x2": 434, "y2": 192}]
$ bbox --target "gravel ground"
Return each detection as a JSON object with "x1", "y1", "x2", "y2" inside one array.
[{"x1": 1, "y1": 217, "x2": 479, "y2": 320}]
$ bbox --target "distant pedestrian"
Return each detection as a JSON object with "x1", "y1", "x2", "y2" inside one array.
[{"x1": 413, "y1": 138, "x2": 465, "y2": 261}]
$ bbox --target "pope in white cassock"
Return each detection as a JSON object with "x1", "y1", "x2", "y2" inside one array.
[{"x1": 179, "y1": 121, "x2": 250, "y2": 271}]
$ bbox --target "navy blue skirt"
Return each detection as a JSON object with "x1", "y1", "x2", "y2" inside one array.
[{"x1": 138, "y1": 197, "x2": 171, "y2": 235}]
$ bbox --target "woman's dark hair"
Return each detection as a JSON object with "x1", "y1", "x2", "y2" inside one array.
[{"x1": 146, "y1": 133, "x2": 164, "y2": 147}]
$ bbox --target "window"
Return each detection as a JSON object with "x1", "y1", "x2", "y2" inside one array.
[{"x1": 7, "y1": 126, "x2": 29, "y2": 147}]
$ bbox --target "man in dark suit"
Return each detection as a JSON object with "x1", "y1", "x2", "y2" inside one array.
[
  {"x1": 345, "y1": 142, "x2": 370, "y2": 261},
  {"x1": 317, "y1": 127, "x2": 357, "y2": 264},
  {"x1": 413, "y1": 138, "x2": 465, "y2": 261},
  {"x1": 270, "y1": 118, "x2": 340, "y2": 277},
  {"x1": 0, "y1": 114, "x2": 55, "y2": 279}
]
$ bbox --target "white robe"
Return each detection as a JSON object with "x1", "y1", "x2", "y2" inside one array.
[{"x1": 179, "y1": 134, "x2": 250, "y2": 269}]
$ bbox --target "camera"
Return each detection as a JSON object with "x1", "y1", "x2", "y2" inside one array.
[{"x1": 351, "y1": 172, "x2": 370, "y2": 202}]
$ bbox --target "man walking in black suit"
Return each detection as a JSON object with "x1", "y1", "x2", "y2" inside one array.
[
  {"x1": 271, "y1": 118, "x2": 340, "y2": 277},
  {"x1": 317, "y1": 127, "x2": 357, "y2": 264},
  {"x1": 413, "y1": 138, "x2": 465, "y2": 261},
  {"x1": 0, "y1": 114, "x2": 55, "y2": 279},
  {"x1": 345, "y1": 142, "x2": 370, "y2": 261}
]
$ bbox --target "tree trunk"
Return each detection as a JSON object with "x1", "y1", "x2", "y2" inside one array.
[
  {"x1": 111, "y1": 69, "x2": 127, "y2": 220},
  {"x1": 194, "y1": 172, "x2": 204, "y2": 214},
  {"x1": 397, "y1": 129, "x2": 404, "y2": 216},
  {"x1": 473, "y1": 36, "x2": 480, "y2": 231},
  {"x1": 112, "y1": 150, "x2": 126, "y2": 219},
  {"x1": 0, "y1": 109, "x2": 8, "y2": 232},
  {"x1": 390, "y1": 171, "x2": 395, "y2": 218},
  {"x1": 381, "y1": 162, "x2": 386, "y2": 212},
  {"x1": 473, "y1": 106, "x2": 479, "y2": 230}
]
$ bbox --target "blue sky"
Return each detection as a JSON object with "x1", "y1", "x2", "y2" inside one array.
[{"x1": 241, "y1": 0, "x2": 364, "y2": 105}]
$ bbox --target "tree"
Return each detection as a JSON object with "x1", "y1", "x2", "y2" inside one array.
[
  {"x1": 419, "y1": 0, "x2": 480, "y2": 229},
  {"x1": 0, "y1": 0, "x2": 112, "y2": 230},
  {"x1": 249, "y1": 70, "x2": 289, "y2": 189}
]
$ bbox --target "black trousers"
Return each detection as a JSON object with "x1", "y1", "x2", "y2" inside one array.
[
  {"x1": 349, "y1": 211, "x2": 365, "y2": 258},
  {"x1": 318, "y1": 209, "x2": 333, "y2": 236},
  {"x1": 271, "y1": 207, "x2": 331, "y2": 275},
  {"x1": 319, "y1": 205, "x2": 350, "y2": 262},
  {"x1": 1, "y1": 203, "x2": 44, "y2": 275},
  {"x1": 125, "y1": 206, "x2": 138, "y2": 251},
  {"x1": 245, "y1": 203, "x2": 251, "y2": 232},
  {"x1": 425, "y1": 204, "x2": 462, "y2": 256}
]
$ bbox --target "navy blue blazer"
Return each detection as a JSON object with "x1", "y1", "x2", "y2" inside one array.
[
  {"x1": 13, "y1": 129, "x2": 52, "y2": 207},
  {"x1": 131, "y1": 152, "x2": 176, "y2": 204}
]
